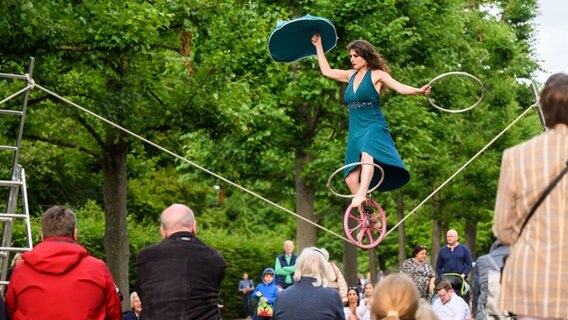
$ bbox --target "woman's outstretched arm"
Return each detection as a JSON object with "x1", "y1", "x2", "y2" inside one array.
[
  {"x1": 312, "y1": 33, "x2": 351, "y2": 83},
  {"x1": 376, "y1": 70, "x2": 431, "y2": 96}
]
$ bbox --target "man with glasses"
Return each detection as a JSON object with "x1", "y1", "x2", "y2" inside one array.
[{"x1": 432, "y1": 280, "x2": 470, "y2": 320}]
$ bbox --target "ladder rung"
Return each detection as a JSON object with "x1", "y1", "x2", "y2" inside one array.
[
  {"x1": 0, "y1": 145, "x2": 17, "y2": 151},
  {"x1": 0, "y1": 109, "x2": 23, "y2": 116},
  {"x1": 0, "y1": 180, "x2": 22, "y2": 187},
  {"x1": 0, "y1": 247, "x2": 31, "y2": 252},
  {"x1": 0, "y1": 213, "x2": 27, "y2": 219}
]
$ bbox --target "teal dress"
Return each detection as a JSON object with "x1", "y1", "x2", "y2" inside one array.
[{"x1": 343, "y1": 69, "x2": 410, "y2": 191}]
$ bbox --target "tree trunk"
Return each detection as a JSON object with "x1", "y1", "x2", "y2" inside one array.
[
  {"x1": 368, "y1": 248, "x2": 377, "y2": 284},
  {"x1": 101, "y1": 131, "x2": 130, "y2": 311},
  {"x1": 431, "y1": 191, "x2": 442, "y2": 267},
  {"x1": 465, "y1": 220, "x2": 477, "y2": 284},
  {"x1": 431, "y1": 219, "x2": 441, "y2": 272},
  {"x1": 294, "y1": 147, "x2": 315, "y2": 250},
  {"x1": 378, "y1": 251, "x2": 386, "y2": 274},
  {"x1": 465, "y1": 220, "x2": 477, "y2": 260},
  {"x1": 343, "y1": 241, "x2": 358, "y2": 286},
  {"x1": 396, "y1": 193, "x2": 406, "y2": 270}
]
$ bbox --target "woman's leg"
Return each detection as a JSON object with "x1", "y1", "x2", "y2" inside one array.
[
  {"x1": 347, "y1": 152, "x2": 375, "y2": 207},
  {"x1": 345, "y1": 166, "x2": 361, "y2": 195}
]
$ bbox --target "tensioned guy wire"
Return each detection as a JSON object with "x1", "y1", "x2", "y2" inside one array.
[
  {"x1": 0, "y1": 84, "x2": 34, "y2": 106},
  {"x1": 384, "y1": 103, "x2": 539, "y2": 238},
  {"x1": 0, "y1": 71, "x2": 538, "y2": 247},
  {"x1": 34, "y1": 83, "x2": 351, "y2": 242}
]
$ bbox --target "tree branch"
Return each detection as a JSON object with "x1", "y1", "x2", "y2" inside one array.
[
  {"x1": 72, "y1": 113, "x2": 106, "y2": 150},
  {"x1": 148, "y1": 89, "x2": 165, "y2": 107},
  {"x1": 24, "y1": 133, "x2": 99, "y2": 157},
  {"x1": 151, "y1": 43, "x2": 180, "y2": 52},
  {"x1": 56, "y1": 45, "x2": 92, "y2": 52}
]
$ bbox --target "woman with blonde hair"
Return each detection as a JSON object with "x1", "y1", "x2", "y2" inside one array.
[
  {"x1": 272, "y1": 247, "x2": 344, "y2": 320},
  {"x1": 372, "y1": 273, "x2": 439, "y2": 320}
]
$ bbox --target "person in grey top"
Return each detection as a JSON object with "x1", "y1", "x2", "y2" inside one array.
[{"x1": 471, "y1": 240, "x2": 509, "y2": 320}]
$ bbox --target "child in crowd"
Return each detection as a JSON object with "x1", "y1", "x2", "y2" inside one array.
[{"x1": 252, "y1": 268, "x2": 279, "y2": 320}]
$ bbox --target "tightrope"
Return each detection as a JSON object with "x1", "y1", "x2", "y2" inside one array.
[
  {"x1": 34, "y1": 83, "x2": 351, "y2": 242},
  {"x1": 0, "y1": 72, "x2": 541, "y2": 248},
  {"x1": 385, "y1": 103, "x2": 539, "y2": 237}
]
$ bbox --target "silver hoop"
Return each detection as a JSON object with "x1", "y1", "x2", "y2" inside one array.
[
  {"x1": 426, "y1": 71, "x2": 485, "y2": 113},
  {"x1": 326, "y1": 162, "x2": 385, "y2": 198}
]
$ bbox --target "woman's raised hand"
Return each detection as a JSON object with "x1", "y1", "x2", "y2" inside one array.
[{"x1": 311, "y1": 33, "x2": 322, "y2": 48}]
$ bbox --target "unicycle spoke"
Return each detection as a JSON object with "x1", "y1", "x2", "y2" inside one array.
[
  {"x1": 347, "y1": 220, "x2": 366, "y2": 234},
  {"x1": 365, "y1": 228, "x2": 376, "y2": 242},
  {"x1": 355, "y1": 228, "x2": 366, "y2": 242},
  {"x1": 346, "y1": 208, "x2": 366, "y2": 234},
  {"x1": 347, "y1": 211, "x2": 364, "y2": 222}
]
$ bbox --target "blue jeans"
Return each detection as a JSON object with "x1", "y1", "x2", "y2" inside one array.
[{"x1": 242, "y1": 293, "x2": 252, "y2": 317}]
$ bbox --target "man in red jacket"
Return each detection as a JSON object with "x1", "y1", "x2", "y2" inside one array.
[{"x1": 5, "y1": 205, "x2": 122, "y2": 320}]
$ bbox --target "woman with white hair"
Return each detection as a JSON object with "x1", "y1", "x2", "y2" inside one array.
[
  {"x1": 273, "y1": 247, "x2": 345, "y2": 320},
  {"x1": 123, "y1": 292, "x2": 142, "y2": 320}
]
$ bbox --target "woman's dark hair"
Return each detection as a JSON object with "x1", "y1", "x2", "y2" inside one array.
[
  {"x1": 540, "y1": 73, "x2": 568, "y2": 128},
  {"x1": 412, "y1": 244, "x2": 427, "y2": 257},
  {"x1": 347, "y1": 40, "x2": 391, "y2": 94},
  {"x1": 347, "y1": 40, "x2": 391, "y2": 73},
  {"x1": 345, "y1": 286, "x2": 361, "y2": 307}
]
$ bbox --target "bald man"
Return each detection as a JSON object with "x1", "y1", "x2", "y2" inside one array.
[
  {"x1": 135, "y1": 204, "x2": 227, "y2": 320},
  {"x1": 436, "y1": 229, "x2": 473, "y2": 279}
]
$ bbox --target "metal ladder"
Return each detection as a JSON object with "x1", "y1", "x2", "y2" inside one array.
[{"x1": 0, "y1": 58, "x2": 36, "y2": 292}]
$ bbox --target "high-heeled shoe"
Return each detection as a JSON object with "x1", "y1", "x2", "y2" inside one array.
[{"x1": 351, "y1": 196, "x2": 367, "y2": 207}]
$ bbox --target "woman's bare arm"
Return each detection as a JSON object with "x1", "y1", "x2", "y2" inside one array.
[{"x1": 312, "y1": 34, "x2": 351, "y2": 83}]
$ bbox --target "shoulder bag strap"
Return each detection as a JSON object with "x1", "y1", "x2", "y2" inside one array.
[{"x1": 519, "y1": 161, "x2": 568, "y2": 237}]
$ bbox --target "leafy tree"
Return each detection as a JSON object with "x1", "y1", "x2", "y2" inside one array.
[{"x1": 0, "y1": 0, "x2": 543, "y2": 314}]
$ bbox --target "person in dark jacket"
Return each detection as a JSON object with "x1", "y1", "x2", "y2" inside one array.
[
  {"x1": 135, "y1": 204, "x2": 227, "y2": 320},
  {"x1": 122, "y1": 291, "x2": 142, "y2": 320},
  {"x1": 273, "y1": 247, "x2": 345, "y2": 320},
  {"x1": 472, "y1": 240, "x2": 509, "y2": 320},
  {"x1": 436, "y1": 229, "x2": 473, "y2": 300},
  {"x1": 5, "y1": 205, "x2": 122, "y2": 320},
  {"x1": 0, "y1": 296, "x2": 8, "y2": 320},
  {"x1": 436, "y1": 229, "x2": 473, "y2": 278}
]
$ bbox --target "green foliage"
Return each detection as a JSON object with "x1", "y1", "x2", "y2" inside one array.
[
  {"x1": 200, "y1": 229, "x2": 285, "y2": 318},
  {"x1": 1, "y1": 0, "x2": 543, "y2": 314}
]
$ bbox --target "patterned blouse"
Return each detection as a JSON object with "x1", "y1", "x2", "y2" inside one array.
[{"x1": 401, "y1": 258, "x2": 435, "y2": 300}]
